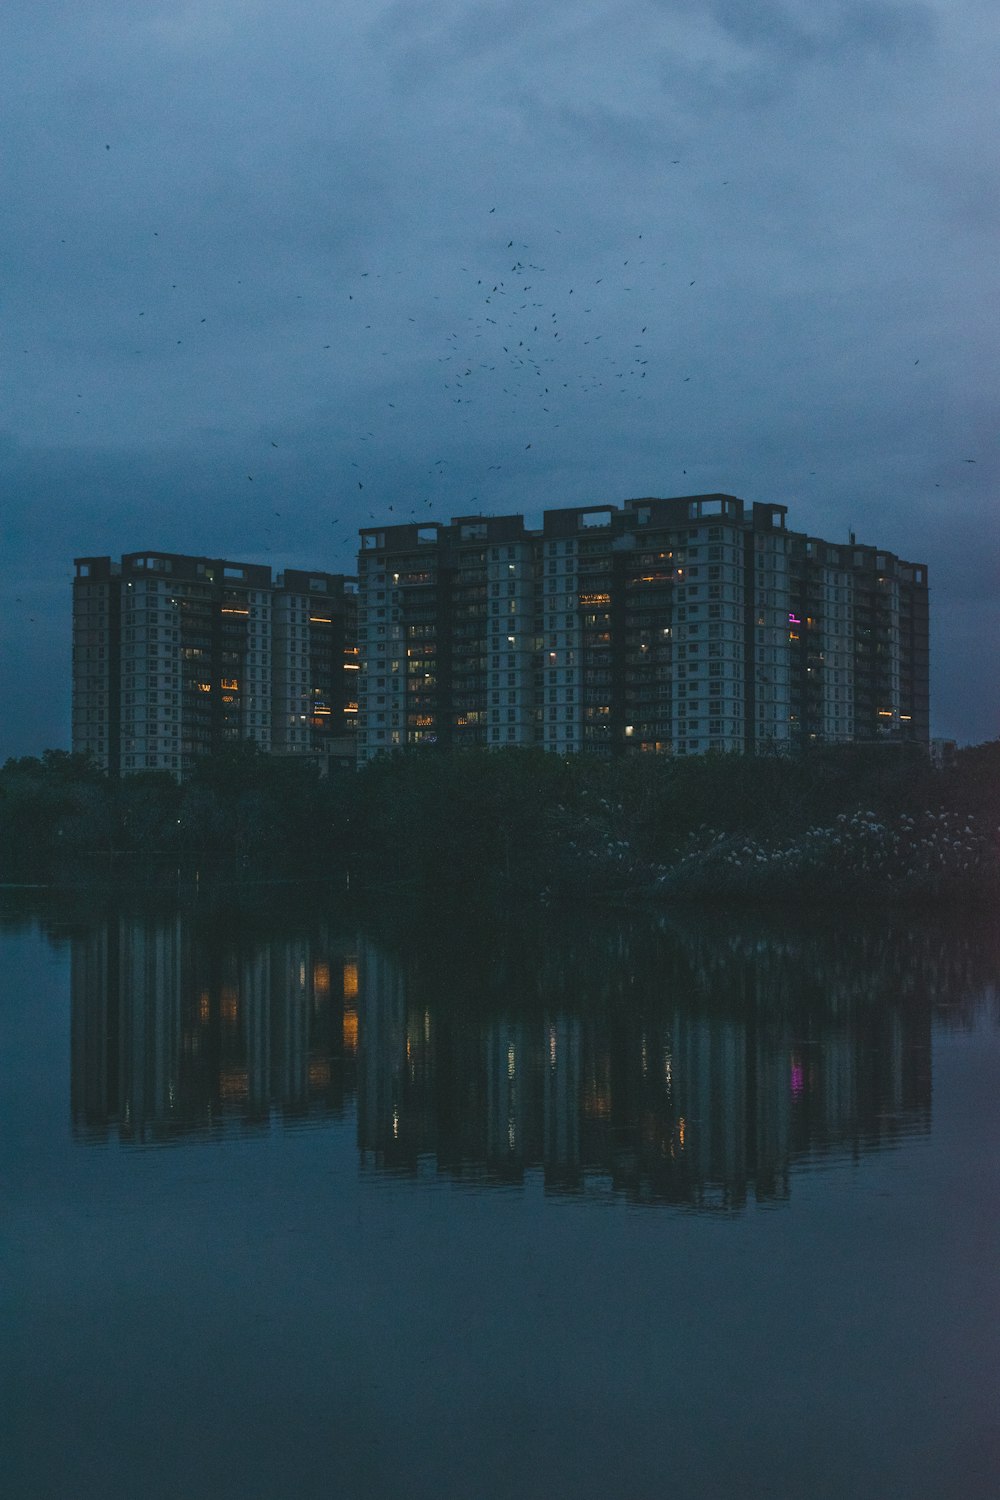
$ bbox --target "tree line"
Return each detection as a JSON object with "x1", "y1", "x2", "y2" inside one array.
[{"x1": 1, "y1": 739, "x2": 997, "y2": 900}]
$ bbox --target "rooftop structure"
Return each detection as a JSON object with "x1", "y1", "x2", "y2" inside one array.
[{"x1": 356, "y1": 494, "x2": 928, "y2": 760}]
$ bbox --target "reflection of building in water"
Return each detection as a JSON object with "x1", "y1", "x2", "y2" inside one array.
[
  {"x1": 71, "y1": 916, "x2": 357, "y2": 1144},
  {"x1": 72, "y1": 914, "x2": 938, "y2": 1199},
  {"x1": 355, "y1": 938, "x2": 933, "y2": 1210}
]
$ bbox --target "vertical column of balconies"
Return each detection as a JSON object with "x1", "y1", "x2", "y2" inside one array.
[
  {"x1": 622, "y1": 537, "x2": 674, "y2": 753},
  {"x1": 242, "y1": 589, "x2": 272, "y2": 752},
  {"x1": 215, "y1": 585, "x2": 251, "y2": 747},
  {"x1": 450, "y1": 545, "x2": 488, "y2": 749},
  {"x1": 746, "y1": 519, "x2": 792, "y2": 752},
  {"x1": 541, "y1": 535, "x2": 582, "y2": 755},
  {"x1": 700, "y1": 522, "x2": 744, "y2": 753},
  {"x1": 817, "y1": 562, "x2": 854, "y2": 743},
  {"x1": 177, "y1": 580, "x2": 214, "y2": 770},
  {"x1": 120, "y1": 569, "x2": 187, "y2": 774},
  {"x1": 402, "y1": 558, "x2": 443, "y2": 749},
  {"x1": 485, "y1": 540, "x2": 534, "y2": 748},
  {"x1": 358, "y1": 542, "x2": 414, "y2": 759},
  {"x1": 72, "y1": 561, "x2": 120, "y2": 773}
]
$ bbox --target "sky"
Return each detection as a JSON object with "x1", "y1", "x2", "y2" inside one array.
[{"x1": 2, "y1": 0, "x2": 997, "y2": 756}]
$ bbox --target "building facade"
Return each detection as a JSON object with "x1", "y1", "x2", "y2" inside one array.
[
  {"x1": 72, "y1": 551, "x2": 358, "y2": 776},
  {"x1": 356, "y1": 494, "x2": 929, "y2": 760}
]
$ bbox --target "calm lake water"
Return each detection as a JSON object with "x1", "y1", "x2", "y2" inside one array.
[{"x1": 3, "y1": 889, "x2": 998, "y2": 1500}]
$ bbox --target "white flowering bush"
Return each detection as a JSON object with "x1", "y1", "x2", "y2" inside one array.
[{"x1": 658, "y1": 808, "x2": 998, "y2": 898}]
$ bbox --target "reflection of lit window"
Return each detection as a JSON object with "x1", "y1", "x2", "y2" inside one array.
[
  {"x1": 342, "y1": 960, "x2": 358, "y2": 1000},
  {"x1": 313, "y1": 962, "x2": 330, "y2": 997},
  {"x1": 308, "y1": 1058, "x2": 331, "y2": 1089},
  {"x1": 219, "y1": 1069, "x2": 248, "y2": 1100},
  {"x1": 342, "y1": 1009, "x2": 358, "y2": 1053}
]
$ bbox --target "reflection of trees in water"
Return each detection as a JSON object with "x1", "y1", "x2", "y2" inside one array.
[
  {"x1": 60, "y1": 895, "x2": 997, "y2": 1212},
  {"x1": 368, "y1": 900, "x2": 997, "y2": 1027}
]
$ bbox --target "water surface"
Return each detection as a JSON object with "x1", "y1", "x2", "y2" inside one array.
[{"x1": 3, "y1": 893, "x2": 998, "y2": 1499}]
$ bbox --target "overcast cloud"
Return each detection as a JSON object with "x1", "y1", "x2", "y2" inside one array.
[{"x1": 2, "y1": 0, "x2": 996, "y2": 753}]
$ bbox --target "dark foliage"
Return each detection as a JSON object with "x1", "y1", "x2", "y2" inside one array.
[{"x1": 1, "y1": 740, "x2": 997, "y2": 901}]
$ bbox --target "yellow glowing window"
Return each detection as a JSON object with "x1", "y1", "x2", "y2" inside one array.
[
  {"x1": 221, "y1": 678, "x2": 239, "y2": 690},
  {"x1": 313, "y1": 962, "x2": 330, "y2": 997},
  {"x1": 195, "y1": 681, "x2": 211, "y2": 693},
  {"x1": 342, "y1": 961, "x2": 358, "y2": 1000}
]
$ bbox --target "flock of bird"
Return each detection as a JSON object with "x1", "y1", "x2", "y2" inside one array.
[
  {"x1": 28, "y1": 147, "x2": 983, "y2": 570},
  {"x1": 217, "y1": 204, "x2": 740, "y2": 555},
  {"x1": 323, "y1": 218, "x2": 709, "y2": 532}
]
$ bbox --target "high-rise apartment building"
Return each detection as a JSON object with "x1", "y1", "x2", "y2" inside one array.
[
  {"x1": 72, "y1": 551, "x2": 358, "y2": 776},
  {"x1": 356, "y1": 494, "x2": 928, "y2": 760}
]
